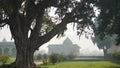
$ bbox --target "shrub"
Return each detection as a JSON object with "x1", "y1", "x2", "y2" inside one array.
[
  {"x1": 42, "y1": 54, "x2": 49, "y2": 65},
  {"x1": 57, "y1": 54, "x2": 66, "y2": 62},
  {"x1": 0, "y1": 53, "x2": 10, "y2": 65},
  {"x1": 36, "y1": 54, "x2": 42, "y2": 61},
  {"x1": 110, "y1": 52, "x2": 120, "y2": 60},
  {"x1": 49, "y1": 54, "x2": 58, "y2": 64},
  {"x1": 49, "y1": 53, "x2": 66, "y2": 64},
  {"x1": 0, "y1": 64, "x2": 11, "y2": 68},
  {"x1": 66, "y1": 54, "x2": 75, "y2": 60}
]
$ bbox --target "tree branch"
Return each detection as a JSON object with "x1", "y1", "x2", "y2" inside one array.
[
  {"x1": 0, "y1": 19, "x2": 9, "y2": 27},
  {"x1": 0, "y1": 23, "x2": 7, "y2": 27},
  {"x1": 32, "y1": 1, "x2": 90, "y2": 49},
  {"x1": 37, "y1": 21, "x2": 67, "y2": 47},
  {"x1": 35, "y1": 13, "x2": 71, "y2": 49},
  {"x1": 29, "y1": 8, "x2": 45, "y2": 40},
  {"x1": 26, "y1": 0, "x2": 37, "y2": 26},
  {"x1": 37, "y1": 0, "x2": 59, "y2": 8}
]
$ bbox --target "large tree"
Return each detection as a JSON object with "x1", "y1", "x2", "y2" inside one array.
[
  {"x1": 93, "y1": 0, "x2": 120, "y2": 45},
  {"x1": 0, "y1": 0, "x2": 95, "y2": 68},
  {"x1": 91, "y1": 0, "x2": 120, "y2": 57},
  {"x1": 92, "y1": 35, "x2": 116, "y2": 56}
]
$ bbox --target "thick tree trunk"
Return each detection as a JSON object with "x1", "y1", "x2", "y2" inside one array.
[
  {"x1": 103, "y1": 48, "x2": 108, "y2": 57},
  {"x1": 11, "y1": 43, "x2": 36, "y2": 68}
]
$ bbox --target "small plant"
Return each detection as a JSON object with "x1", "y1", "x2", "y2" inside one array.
[
  {"x1": 111, "y1": 52, "x2": 120, "y2": 60},
  {"x1": 49, "y1": 53, "x2": 58, "y2": 64},
  {"x1": 66, "y1": 54, "x2": 75, "y2": 60},
  {"x1": 49, "y1": 53, "x2": 66, "y2": 64},
  {"x1": 42, "y1": 54, "x2": 49, "y2": 65},
  {"x1": 0, "y1": 53, "x2": 10, "y2": 65},
  {"x1": 37, "y1": 54, "x2": 42, "y2": 61}
]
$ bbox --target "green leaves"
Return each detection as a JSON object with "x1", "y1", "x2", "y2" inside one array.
[
  {"x1": 0, "y1": 53, "x2": 10, "y2": 65},
  {"x1": 94, "y1": 0, "x2": 120, "y2": 45},
  {"x1": 42, "y1": 15, "x2": 56, "y2": 34}
]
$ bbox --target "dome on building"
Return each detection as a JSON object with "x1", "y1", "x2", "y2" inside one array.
[
  {"x1": 63, "y1": 37, "x2": 73, "y2": 44},
  {"x1": 48, "y1": 37, "x2": 80, "y2": 56}
]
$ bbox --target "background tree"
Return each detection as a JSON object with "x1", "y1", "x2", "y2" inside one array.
[
  {"x1": 88, "y1": 0, "x2": 120, "y2": 57},
  {"x1": 92, "y1": 35, "x2": 116, "y2": 57},
  {"x1": 0, "y1": 0, "x2": 95, "y2": 68},
  {"x1": 93, "y1": 0, "x2": 120, "y2": 45}
]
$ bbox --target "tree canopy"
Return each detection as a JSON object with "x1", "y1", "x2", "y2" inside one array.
[
  {"x1": 0, "y1": 0, "x2": 96, "y2": 44},
  {"x1": 92, "y1": 35, "x2": 117, "y2": 56},
  {"x1": 94, "y1": 0, "x2": 120, "y2": 45}
]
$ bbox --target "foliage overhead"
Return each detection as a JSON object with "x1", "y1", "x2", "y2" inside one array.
[
  {"x1": 92, "y1": 35, "x2": 116, "y2": 49},
  {"x1": 0, "y1": 0, "x2": 95, "y2": 38},
  {"x1": 93, "y1": 0, "x2": 120, "y2": 45},
  {"x1": 0, "y1": 0, "x2": 119, "y2": 43}
]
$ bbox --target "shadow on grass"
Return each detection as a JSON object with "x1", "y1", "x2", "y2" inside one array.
[
  {"x1": 0, "y1": 64, "x2": 11, "y2": 68},
  {"x1": 108, "y1": 58, "x2": 120, "y2": 65},
  {"x1": 68, "y1": 58, "x2": 108, "y2": 62},
  {"x1": 107, "y1": 66, "x2": 120, "y2": 68}
]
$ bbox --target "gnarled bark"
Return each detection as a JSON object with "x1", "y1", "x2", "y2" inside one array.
[{"x1": 11, "y1": 42, "x2": 36, "y2": 68}]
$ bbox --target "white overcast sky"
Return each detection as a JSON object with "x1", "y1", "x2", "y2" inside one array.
[{"x1": 0, "y1": 23, "x2": 104, "y2": 56}]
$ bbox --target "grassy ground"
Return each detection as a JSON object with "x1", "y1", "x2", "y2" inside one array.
[
  {"x1": 1, "y1": 57, "x2": 120, "y2": 68},
  {"x1": 40, "y1": 61, "x2": 120, "y2": 68},
  {"x1": 39, "y1": 58, "x2": 120, "y2": 68}
]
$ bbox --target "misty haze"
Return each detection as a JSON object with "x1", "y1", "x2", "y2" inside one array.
[{"x1": 0, "y1": 0, "x2": 120, "y2": 68}]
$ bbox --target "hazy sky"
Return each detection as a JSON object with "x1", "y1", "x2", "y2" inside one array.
[{"x1": 0, "y1": 24, "x2": 104, "y2": 56}]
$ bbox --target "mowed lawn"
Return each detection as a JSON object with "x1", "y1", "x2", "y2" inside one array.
[
  {"x1": 40, "y1": 61, "x2": 120, "y2": 68},
  {"x1": 1, "y1": 58, "x2": 120, "y2": 68}
]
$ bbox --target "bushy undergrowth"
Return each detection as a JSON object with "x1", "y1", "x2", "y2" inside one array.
[
  {"x1": 109, "y1": 52, "x2": 120, "y2": 60},
  {"x1": 0, "y1": 53, "x2": 10, "y2": 65},
  {"x1": 35, "y1": 53, "x2": 76, "y2": 65}
]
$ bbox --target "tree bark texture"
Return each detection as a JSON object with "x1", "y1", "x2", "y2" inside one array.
[
  {"x1": 11, "y1": 41, "x2": 36, "y2": 68},
  {"x1": 8, "y1": 13, "x2": 68, "y2": 68}
]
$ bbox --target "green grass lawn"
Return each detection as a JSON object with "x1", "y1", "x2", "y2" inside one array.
[
  {"x1": 40, "y1": 61, "x2": 120, "y2": 68},
  {"x1": 1, "y1": 57, "x2": 120, "y2": 68}
]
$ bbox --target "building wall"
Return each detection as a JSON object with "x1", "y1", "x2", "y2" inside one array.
[
  {"x1": 48, "y1": 38, "x2": 80, "y2": 56},
  {"x1": 0, "y1": 42, "x2": 41, "y2": 57},
  {"x1": 0, "y1": 42, "x2": 16, "y2": 57}
]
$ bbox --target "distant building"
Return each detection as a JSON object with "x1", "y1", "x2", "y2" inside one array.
[
  {"x1": 48, "y1": 38, "x2": 80, "y2": 56},
  {"x1": 0, "y1": 39, "x2": 16, "y2": 57},
  {"x1": 0, "y1": 39, "x2": 40, "y2": 57}
]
